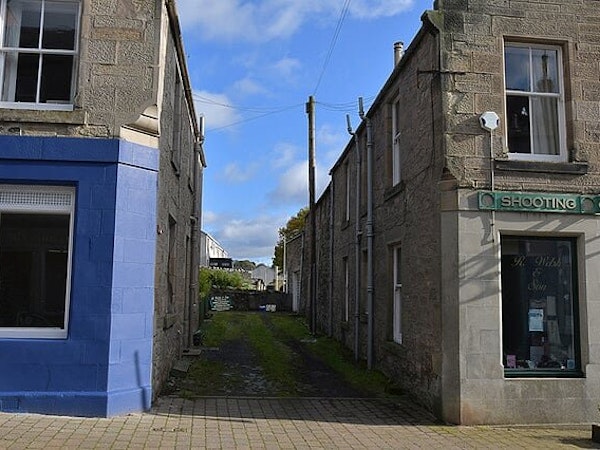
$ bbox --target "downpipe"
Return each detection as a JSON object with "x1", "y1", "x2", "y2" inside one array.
[
  {"x1": 347, "y1": 114, "x2": 362, "y2": 361},
  {"x1": 359, "y1": 98, "x2": 374, "y2": 370}
]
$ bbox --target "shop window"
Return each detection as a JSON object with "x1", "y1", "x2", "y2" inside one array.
[
  {"x1": 391, "y1": 99, "x2": 401, "y2": 185},
  {"x1": 0, "y1": 185, "x2": 74, "y2": 339},
  {"x1": 0, "y1": 0, "x2": 80, "y2": 110},
  {"x1": 393, "y1": 245, "x2": 402, "y2": 344},
  {"x1": 501, "y1": 236, "x2": 580, "y2": 376},
  {"x1": 504, "y1": 43, "x2": 566, "y2": 161}
]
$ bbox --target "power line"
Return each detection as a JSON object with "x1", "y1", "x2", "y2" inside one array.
[
  {"x1": 318, "y1": 95, "x2": 376, "y2": 112},
  {"x1": 206, "y1": 103, "x2": 304, "y2": 132},
  {"x1": 312, "y1": 0, "x2": 352, "y2": 96},
  {"x1": 193, "y1": 93, "x2": 296, "y2": 114}
]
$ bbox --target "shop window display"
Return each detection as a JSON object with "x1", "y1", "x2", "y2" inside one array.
[{"x1": 501, "y1": 236, "x2": 580, "y2": 376}]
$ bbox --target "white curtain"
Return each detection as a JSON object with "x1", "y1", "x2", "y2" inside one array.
[{"x1": 531, "y1": 96, "x2": 559, "y2": 155}]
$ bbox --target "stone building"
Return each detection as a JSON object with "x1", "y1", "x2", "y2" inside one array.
[
  {"x1": 291, "y1": 0, "x2": 600, "y2": 424},
  {"x1": 199, "y1": 230, "x2": 229, "y2": 267},
  {"x1": 0, "y1": 0, "x2": 205, "y2": 417}
]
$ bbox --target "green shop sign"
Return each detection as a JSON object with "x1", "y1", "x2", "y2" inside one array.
[{"x1": 478, "y1": 191, "x2": 600, "y2": 215}]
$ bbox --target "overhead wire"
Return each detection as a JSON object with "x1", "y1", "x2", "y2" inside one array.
[
  {"x1": 317, "y1": 95, "x2": 376, "y2": 112},
  {"x1": 312, "y1": 0, "x2": 352, "y2": 96},
  {"x1": 194, "y1": 93, "x2": 376, "y2": 132},
  {"x1": 205, "y1": 102, "x2": 304, "y2": 132},
  {"x1": 193, "y1": 93, "x2": 292, "y2": 114}
]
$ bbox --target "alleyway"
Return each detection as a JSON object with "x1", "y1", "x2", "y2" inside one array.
[
  {"x1": 163, "y1": 312, "x2": 392, "y2": 399},
  {"x1": 0, "y1": 312, "x2": 596, "y2": 448}
]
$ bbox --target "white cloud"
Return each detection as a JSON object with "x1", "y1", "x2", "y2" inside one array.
[
  {"x1": 223, "y1": 162, "x2": 258, "y2": 183},
  {"x1": 317, "y1": 123, "x2": 349, "y2": 167},
  {"x1": 177, "y1": 0, "x2": 415, "y2": 42},
  {"x1": 271, "y1": 142, "x2": 298, "y2": 169},
  {"x1": 202, "y1": 211, "x2": 219, "y2": 229},
  {"x1": 349, "y1": 0, "x2": 415, "y2": 19},
  {"x1": 268, "y1": 158, "x2": 330, "y2": 208},
  {"x1": 269, "y1": 57, "x2": 302, "y2": 81},
  {"x1": 268, "y1": 161, "x2": 308, "y2": 206},
  {"x1": 208, "y1": 215, "x2": 287, "y2": 263},
  {"x1": 192, "y1": 90, "x2": 242, "y2": 130},
  {"x1": 232, "y1": 77, "x2": 268, "y2": 97}
]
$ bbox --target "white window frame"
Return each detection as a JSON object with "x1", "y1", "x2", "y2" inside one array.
[
  {"x1": 0, "y1": 185, "x2": 75, "y2": 339},
  {"x1": 392, "y1": 99, "x2": 401, "y2": 185},
  {"x1": 504, "y1": 42, "x2": 567, "y2": 162},
  {"x1": 0, "y1": 0, "x2": 81, "y2": 111},
  {"x1": 393, "y1": 245, "x2": 402, "y2": 344}
]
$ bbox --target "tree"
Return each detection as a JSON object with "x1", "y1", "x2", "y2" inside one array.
[
  {"x1": 273, "y1": 207, "x2": 308, "y2": 268},
  {"x1": 234, "y1": 260, "x2": 256, "y2": 271}
]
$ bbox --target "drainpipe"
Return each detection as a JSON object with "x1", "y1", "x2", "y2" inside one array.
[
  {"x1": 328, "y1": 181, "x2": 334, "y2": 336},
  {"x1": 188, "y1": 133, "x2": 202, "y2": 347},
  {"x1": 347, "y1": 114, "x2": 362, "y2": 361},
  {"x1": 359, "y1": 97, "x2": 374, "y2": 370},
  {"x1": 299, "y1": 232, "x2": 305, "y2": 314}
]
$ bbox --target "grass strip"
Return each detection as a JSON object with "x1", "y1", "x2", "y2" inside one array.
[{"x1": 242, "y1": 313, "x2": 298, "y2": 395}]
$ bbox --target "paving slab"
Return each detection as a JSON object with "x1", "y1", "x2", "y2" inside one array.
[{"x1": 0, "y1": 396, "x2": 596, "y2": 449}]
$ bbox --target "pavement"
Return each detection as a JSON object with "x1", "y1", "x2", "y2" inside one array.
[{"x1": 0, "y1": 395, "x2": 597, "y2": 449}]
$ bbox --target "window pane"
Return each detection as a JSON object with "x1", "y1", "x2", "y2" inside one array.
[
  {"x1": 532, "y1": 48, "x2": 558, "y2": 93},
  {"x1": 501, "y1": 237, "x2": 578, "y2": 373},
  {"x1": 15, "y1": 52, "x2": 39, "y2": 102},
  {"x1": 393, "y1": 246, "x2": 402, "y2": 343},
  {"x1": 531, "y1": 96, "x2": 560, "y2": 155},
  {"x1": 39, "y1": 54, "x2": 72, "y2": 102},
  {"x1": 506, "y1": 95, "x2": 531, "y2": 153},
  {"x1": 0, "y1": 213, "x2": 70, "y2": 328},
  {"x1": 394, "y1": 101, "x2": 401, "y2": 134},
  {"x1": 4, "y1": 0, "x2": 42, "y2": 48},
  {"x1": 1, "y1": 51, "x2": 19, "y2": 101},
  {"x1": 42, "y1": 1, "x2": 78, "y2": 50},
  {"x1": 505, "y1": 46, "x2": 530, "y2": 92},
  {"x1": 395, "y1": 247, "x2": 401, "y2": 285}
]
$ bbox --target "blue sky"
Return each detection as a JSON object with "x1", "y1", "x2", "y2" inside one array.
[{"x1": 177, "y1": 0, "x2": 430, "y2": 265}]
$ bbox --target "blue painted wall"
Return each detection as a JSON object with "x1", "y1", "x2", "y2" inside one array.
[{"x1": 0, "y1": 136, "x2": 158, "y2": 417}]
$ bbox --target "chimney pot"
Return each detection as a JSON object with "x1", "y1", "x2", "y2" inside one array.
[{"x1": 394, "y1": 41, "x2": 405, "y2": 66}]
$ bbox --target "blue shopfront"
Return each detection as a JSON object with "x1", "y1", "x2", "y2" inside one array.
[{"x1": 0, "y1": 135, "x2": 158, "y2": 417}]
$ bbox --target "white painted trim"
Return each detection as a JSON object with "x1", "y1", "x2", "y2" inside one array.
[
  {"x1": 0, "y1": 185, "x2": 75, "y2": 340},
  {"x1": 503, "y1": 42, "x2": 567, "y2": 162}
]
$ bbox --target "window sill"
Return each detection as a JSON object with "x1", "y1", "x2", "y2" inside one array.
[
  {"x1": 495, "y1": 159, "x2": 588, "y2": 175},
  {"x1": 0, "y1": 328, "x2": 68, "y2": 339},
  {"x1": 504, "y1": 369, "x2": 584, "y2": 378},
  {"x1": 383, "y1": 340, "x2": 405, "y2": 356},
  {"x1": 0, "y1": 107, "x2": 85, "y2": 125},
  {"x1": 384, "y1": 181, "x2": 404, "y2": 201}
]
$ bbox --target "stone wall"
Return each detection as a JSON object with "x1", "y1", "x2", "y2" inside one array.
[
  {"x1": 0, "y1": 0, "x2": 202, "y2": 412},
  {"x1": 151, "y1": 3, "x2": 200, "y2": 398},
  {"x1": 0, "y1": 0, "x2": 162, "y2": 138},
  {"x1": 438, "y1": 0, "x2": 600, "y2": 192},
  {"x1": 284, "y1": 233, "x2": 305, "y2": 314}
]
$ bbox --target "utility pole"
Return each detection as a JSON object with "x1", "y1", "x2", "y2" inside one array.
[{"x1": 306, "y1": 95, "x2": 317, "y2": 334}]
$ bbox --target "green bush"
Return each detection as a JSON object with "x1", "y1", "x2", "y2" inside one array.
[{"x1": 198, "y1": 267, "x2": 252, "y2": 301}]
